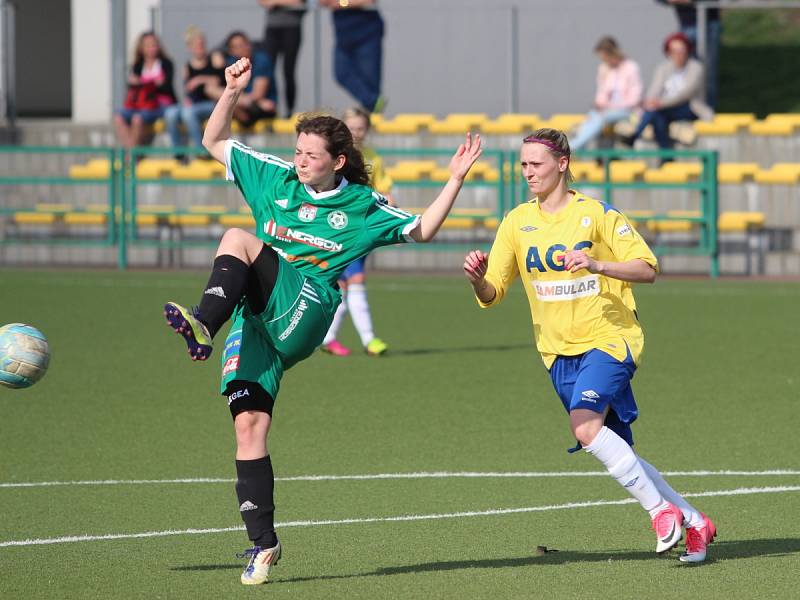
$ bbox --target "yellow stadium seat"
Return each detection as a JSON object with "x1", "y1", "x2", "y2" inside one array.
[
  {"x1": 484, "y1": 216, "x2": 500, "y2": 229},
  {"x1": 718, "y1": 163, "x2": 759, "y2": 184},
  {"x1": 64, "y1": 213, "x2": 107, "y2": 226},
  {"x1": 540, "y1": 114, "x2": 585, "y2": 131},
  {"x1": 135, "y1": 214, "x2": 159, "y2": 226},
  {"x1": 754, "y1": 163, "x2": 800, "y2": 184},
  {"x1": 749, "y1": 114, "x2": 799, "y2": 136},
  {"x1": 271, "y1": 117, "x2": 298, "y2": 135},
  {"x1": 384, "y1": 160, "x2": 438, "y2": 181},
  {"x1": 69, "y1": 158, "x2": 111, "y2": 179},
  {"x1": 570, "y1": 161, "x2": 604, "y2": 183},
  {"x1": 87, "y1": 203, "x2": 112, "y2": 213},
  {"x1": 609, "y1": 161, "x2": 647, "y2": 182},
  {"x1": 481, "y1": 113, "x2": 541, "y2": 135},
  {"x1": 693, "y1": 121, "x2": 739, "y2": 135},
  {"x1": 714, "y1": 113, "x2": 756, "y2": 126},
  {"x1": 14, "y1": 212, "x2": 56, "y2": 224},
  {"x1": 152, "y1": 119, "x2": 165, "y2": 134},
  {"x1": 137, "y1": 204, "x2": 176, "y2": 215},
  {"x1": 441, "y1": 217, "x2": 477, "y2": 229},
  {"x1": 219, "y1": 214, "x2": 256, "y2": 227},
  {"x1": 136, "y1": 158, "x2": 180, "y2": 179},
  {"x1": 625, "y1": 210, "x2": 655, "y2": 223},
  {"x1": 718, "y1": 211, "x2": 766, "y2": 232},
  {"x1": 648, "y1": 210, "x2": 701, "y2": 233},
  {"x1": 171, "y1": 163, "x2": 213, "y2": 180},
  {"x1": 643, "y1": 162, "x2": 702, "y2": 184},
  {"x1": 427, "y1": 113, "x2": 489, "y2": 134},
  {"x1": 375, "y1": 113, "x2": 436, "y2": 134},
  {"x1": 168, "y1": 214, "x2": 211, "y2": 226}
]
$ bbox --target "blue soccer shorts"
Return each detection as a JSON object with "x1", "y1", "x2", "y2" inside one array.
[
  {"x1": 341, "y1": 256, "x2": 367, "y2": 280},
  {"x1": 548, "y1": 347, "x2": 639, "y2": 446}
]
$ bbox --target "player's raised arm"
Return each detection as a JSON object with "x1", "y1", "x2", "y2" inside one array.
[
  {"x1": 202, "y1": 58, "x2": 253, "y2": 163},
  {"x1": 408, "y1": 133, "x2": 482, "y2": 242}
]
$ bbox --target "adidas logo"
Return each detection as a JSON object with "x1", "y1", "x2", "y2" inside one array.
[
  {"x1": 204, "y1": 286, "x2": 226, "y2": 298},
  {"x1": 239, "y1": 500, "x2": 258, "y2": 512},
  {"x1": 275, "y1": 198, "x2": 289, "y2": 208}
]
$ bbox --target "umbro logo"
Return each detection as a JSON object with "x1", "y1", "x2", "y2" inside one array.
[
  {"x1": 581, "y1": 390, "x2": 599, "y2": 403},
  {"x1": 623, "y1": 476, "x2": 639, "y2": 488},
  {"x1": 275, "y1": 198, "x2": 289, "y2": 208},
  {"x1": 239, "y1": 500, "x2": 258, "y2": 512},
  {"x1": 204, "y1": 286, "x2": 226, "y2": 298},
  {"x1": 520, "y1": 225, "x2": 538, "y2": 232}
]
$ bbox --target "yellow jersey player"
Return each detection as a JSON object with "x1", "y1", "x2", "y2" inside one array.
[{"x1": 463, "y1": 128, "x2": 716, "y2": 563}]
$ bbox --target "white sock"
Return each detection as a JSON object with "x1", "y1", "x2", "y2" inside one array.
[
  {"x1": 346, "y1": 283, "x2": 374, "y2": 346},
  {"x1": 584, "y1": 426, "x2": 669, "y2": 518},
  {"x1": 322, "y1": 295, "x2": 348, "y2": 345},
  {"x1": 638, "y1": 456, "x2": 703, "y2": 528}
]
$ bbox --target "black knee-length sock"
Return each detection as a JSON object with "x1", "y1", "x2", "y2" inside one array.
[
  {"x1": 235, "y1": 456, "x2": 277, "y2": 548},
  {"x1": 197, "y1": 255, "x2": 249, "y2": 337}
]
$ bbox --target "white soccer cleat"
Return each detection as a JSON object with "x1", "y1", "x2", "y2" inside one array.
[
  {"x1": 240, "y1": 541, "x2": 281, "y2": 585},
  {"x1": 680, "y1": 513, "x2": 717, "y2": 563},
  {"x1": 651, "y1": 502, "x2": 684, "y2": 553}
]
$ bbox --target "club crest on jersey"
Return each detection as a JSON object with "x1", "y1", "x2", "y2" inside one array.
[
  {"x1": 327, "y1": 210, "x2": 348, "y2": 230},
  {"x1": 298, "y1": 203, "x2": 318, "y2": 222}
]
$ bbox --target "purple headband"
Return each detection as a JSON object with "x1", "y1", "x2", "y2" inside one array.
[{"x1": 522, "y1": 135, "x2": 570, "y2": 156}]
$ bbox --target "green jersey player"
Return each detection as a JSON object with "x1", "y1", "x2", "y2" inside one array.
[{"x1": 163, "y1": 56, "x2": 482, "y2": 585}]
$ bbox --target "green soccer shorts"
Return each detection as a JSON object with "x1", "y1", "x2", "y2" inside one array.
[{"x1": 219, "y1": 257, "x2": 338, "y2": 401}]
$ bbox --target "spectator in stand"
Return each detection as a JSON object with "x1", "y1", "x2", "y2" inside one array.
[
  {"x1": 259, "y1": 0, "x2": 306, "y2": 117},
  {"x1": 571, "y1": 37, "x2": 643, "y2": 152},
  {"x1": 225, "y1": 31, "x2": 278, "y2": 127},
  {"x1": 319, "y1": 0, "x2": 386, "y2": 113},
  {"x1": 621, "y1": 33, "x2": 713, "y2": 155},
  {"x1": 164, "y1": 26, "x2": 225, "y2": 152},
  {"x1": 114, "y1": 32, "x2": 177, "y2": 150},
  {"x1": 657, "y1": 0, "x2": 721, "y2": 109}
]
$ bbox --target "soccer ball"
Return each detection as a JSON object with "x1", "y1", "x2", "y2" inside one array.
[{"x1": 0, "y1": 323, "x2": 50, "y2": 389}]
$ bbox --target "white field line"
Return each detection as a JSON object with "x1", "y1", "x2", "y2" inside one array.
[
  {"x1": 2, "y1": 470, "x2": 800, "y2": 489},
  {"x1": 2, "y1": 485, "x2": 799, "y2": 548}
]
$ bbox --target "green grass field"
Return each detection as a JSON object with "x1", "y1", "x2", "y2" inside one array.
[{"x1": 1, "y1": 269, "x2": 799, "y2": 599}]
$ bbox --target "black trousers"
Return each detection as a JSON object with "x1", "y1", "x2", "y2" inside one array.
[{"x1": 264, "y1": 25, "x2": 303, "y2": 116}]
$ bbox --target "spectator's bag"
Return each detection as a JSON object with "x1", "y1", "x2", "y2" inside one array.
[{"x1": 123, "y1": 82, "x2": 159, "y2": 111}]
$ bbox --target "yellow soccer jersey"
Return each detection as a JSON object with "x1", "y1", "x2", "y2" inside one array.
[
  {"x1": 363, "y1": 147, "x2": 393, "y2": 196},
  {"x1": 479, "y1": 191, "x2": 658, "y2": 369}
]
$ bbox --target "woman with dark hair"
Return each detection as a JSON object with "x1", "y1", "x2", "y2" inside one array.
[
  {"x1": 622, "y1": 32, "x2": 713, "y2": 153},
  {"x1": 162, "y1": 56, "x2": 482, "y2": 585},
  {"x1": 259, "y1": 0, "x2": 306, "y2": 117},
  {"x1": 463, "y1": 128, "x2": 716, "y2": 564},
  {"x1": 114, "y1": 31, "x2": 176, "y2": 149},
  {"x1": 225, "y1": 31, "x2": 278, "y2": 126}
]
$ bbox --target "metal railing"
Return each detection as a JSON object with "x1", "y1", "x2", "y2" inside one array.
[{"x1": 0, "y1": 145, "x2": 720, "y2": 275}]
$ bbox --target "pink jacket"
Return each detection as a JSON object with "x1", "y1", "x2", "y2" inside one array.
[{"x1": 594, "y1": 59, "x2": 643, "y2": 111}]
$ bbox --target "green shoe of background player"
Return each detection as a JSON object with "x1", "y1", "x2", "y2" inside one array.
[{"x1": 365, "y1": 337, "x2": 388, "y2": 356}]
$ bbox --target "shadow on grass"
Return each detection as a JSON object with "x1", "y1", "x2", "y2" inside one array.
[
  {"x1": 170, "y1": 538, "x2": 800, "y2": 581},
  {"x1": 388, "y1": 343, "x2": 531, "y2": 356}
]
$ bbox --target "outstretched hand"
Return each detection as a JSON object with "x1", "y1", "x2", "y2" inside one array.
[
  {"x1": 449, "y1": 133, "x2": 483, "y2": 182},
  {"x1": 225, "y1": 58, "x2": 252, "y2": 93}
]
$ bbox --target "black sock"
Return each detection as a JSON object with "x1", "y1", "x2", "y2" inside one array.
[
  {"x1": 235, "y1": 456, "x2": 277, "y2": 548},
  {"x1": 245, "y1": 245, "x2": 280, "y2": 316},
  {"x1": 197, "y1": 255, "x2": 249, "y2": 338}
]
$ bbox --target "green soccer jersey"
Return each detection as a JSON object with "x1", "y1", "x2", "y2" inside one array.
[{"x1": 224, "y1": 139, "x2": 420, "y2": 289}]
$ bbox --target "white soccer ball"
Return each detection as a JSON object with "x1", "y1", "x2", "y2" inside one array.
[{"x1": 0, "y1": 323, "x2": 50, "y2": 389}]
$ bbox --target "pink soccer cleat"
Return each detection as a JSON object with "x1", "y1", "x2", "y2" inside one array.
[
  {"x1": 321, "y1": 340, "x2": 351, "y2": 357},
  {"x1": 652, "y1": 502, "x2": 684, "y2": 553},
  {"x1": 680, "y1": 513, "x2": 717, "y2": 563}
]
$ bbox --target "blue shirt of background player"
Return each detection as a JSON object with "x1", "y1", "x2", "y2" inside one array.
[{"x1": 227, "y1": 50, "x2": 278, "y2": 104}]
